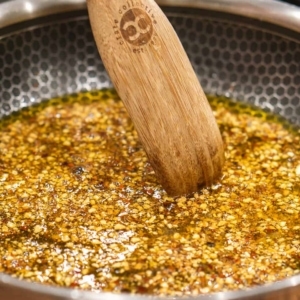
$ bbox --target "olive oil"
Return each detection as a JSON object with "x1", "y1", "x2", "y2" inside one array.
[{"x1": 0, "y1": 90, "x2": 299, "y2": 295}]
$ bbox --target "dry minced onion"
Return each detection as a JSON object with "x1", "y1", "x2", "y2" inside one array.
[{"x1": 0, "y1": 90, "x2": 299, "y2": 296}]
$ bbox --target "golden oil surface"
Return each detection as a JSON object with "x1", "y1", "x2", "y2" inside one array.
[{"x1": 0, "y1": 90, "x2": 299, "y2": 296}]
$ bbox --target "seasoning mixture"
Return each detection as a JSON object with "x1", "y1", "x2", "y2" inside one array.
[{"x1": 0, "y1": 90, "x2": 299, "y2": 296}]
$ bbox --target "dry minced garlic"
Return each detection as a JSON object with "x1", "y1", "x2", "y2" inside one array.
[{"x1": 0, "y1": 90, "x2": 299, "y2": 296}]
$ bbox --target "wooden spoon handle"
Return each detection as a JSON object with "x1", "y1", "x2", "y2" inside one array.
[{"x1": 87, "y1": 0, "x2": 224, "y2": 196}]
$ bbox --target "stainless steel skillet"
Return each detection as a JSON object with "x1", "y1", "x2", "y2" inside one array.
[{"x1": 0, "y1": 0, "x2": 300, "y2": 299}]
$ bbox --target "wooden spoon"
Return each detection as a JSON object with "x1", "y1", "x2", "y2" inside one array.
[{"x1": 87, "y1": 0, "x2": 224, "y2": 196}]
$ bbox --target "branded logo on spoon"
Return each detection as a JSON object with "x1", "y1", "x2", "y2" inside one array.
[
  {"x1": 120, "y1": 8, "x2": 153, "y2": 46},
  {"x1": 113, "y1": 3, "x2": 160, "y2": 53}
]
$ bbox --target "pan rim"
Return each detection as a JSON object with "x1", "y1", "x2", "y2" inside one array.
[
  {"x1": 0, "y1": 0, "x2": 300, "y2": 299},
  {"x1": 0, "y1": 0, "x2": 300, "y2": 34}
]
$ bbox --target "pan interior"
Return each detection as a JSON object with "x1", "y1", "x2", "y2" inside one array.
[
  {"x1": 0, "y1": 8, "x2": 299, "y2": 125},
  {"x1": 0, "y1": 6, "x2": 300, "y2": 300}
]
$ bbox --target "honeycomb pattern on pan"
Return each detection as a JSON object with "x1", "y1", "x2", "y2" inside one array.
[
  {"x1": 0, "y1": 22, "x2": 110, "y2": 113},
  {"x1": 0, "y1": 12, "x2": 300, "y2": 125}
]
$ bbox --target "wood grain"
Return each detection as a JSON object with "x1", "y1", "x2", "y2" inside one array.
[{"x1": 87, "y1": 0, "x2": 224, "y2": 196}]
